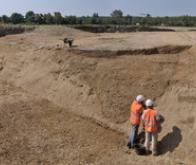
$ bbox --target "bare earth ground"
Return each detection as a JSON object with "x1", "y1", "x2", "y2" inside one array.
[{"x1": 0, "y1": 26, "x2": 196, "y2": 164}]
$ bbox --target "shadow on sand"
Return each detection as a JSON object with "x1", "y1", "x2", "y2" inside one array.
[{"x1": 158, "y1": 126, "x2": 182, "y2": 155}]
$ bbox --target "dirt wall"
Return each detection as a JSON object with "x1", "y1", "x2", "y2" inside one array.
[{"x1": 74, "y1": 25, "x2": 175, "y2": 33}]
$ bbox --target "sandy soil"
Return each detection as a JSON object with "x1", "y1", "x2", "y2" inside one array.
[{"x1": 0, "y1": 26, "x2": 196, "y2": 164}]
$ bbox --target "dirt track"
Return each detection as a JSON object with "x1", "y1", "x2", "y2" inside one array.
[{"x1": 0, "y1": 26, "x2": 196, "y2": 164}]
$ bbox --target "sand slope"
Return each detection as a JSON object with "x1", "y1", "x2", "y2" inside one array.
[{"x1": 0, "y1": 26, "x2": 196, "y2": 164}]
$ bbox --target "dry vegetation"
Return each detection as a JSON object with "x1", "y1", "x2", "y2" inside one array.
[{"x1": 0, "y1": 24, "x2": 35, "y2": 37}]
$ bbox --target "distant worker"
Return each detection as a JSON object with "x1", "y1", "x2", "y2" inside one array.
[
  {"x1": 61, "y1": 38, "x2": 74, "y2": 47},
  {"x1": 142, "y1": 99, "x2": 161, "y2": 156},
  {"x1": 127, "y1": 95, "x2": 145, "y2": 149}
]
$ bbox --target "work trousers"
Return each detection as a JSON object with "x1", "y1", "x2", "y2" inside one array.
[
  {"x1": 128, "y1": 124, "x2": 139, "y2": 148},
  {"x1": 144, "y1": 132, "x2": 158, "y2": 155}
]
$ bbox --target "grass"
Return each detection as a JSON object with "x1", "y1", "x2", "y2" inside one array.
[{"x1": 0, "y1": 24, "x2": 35, "y2": 37}]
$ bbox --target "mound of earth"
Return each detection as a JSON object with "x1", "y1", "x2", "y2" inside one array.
[{"x1": 0, "y1": 26, "x2": 196, "y2": 164}]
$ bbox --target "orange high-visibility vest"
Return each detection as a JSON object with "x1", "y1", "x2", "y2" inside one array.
[
  {"x1": 130, "y1": 100, "x2": 143, "y2": 125},
  {"x1": 143, "y1": 108, "x2": 159, "y2": 133}
]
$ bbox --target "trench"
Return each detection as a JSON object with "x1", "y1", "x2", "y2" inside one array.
[
  {"x1": 69, "y1": 45, "x2": 192, "y2": 58},
  {"x1": 73, "y1": 25, "x2": 175, "y2": 33}
]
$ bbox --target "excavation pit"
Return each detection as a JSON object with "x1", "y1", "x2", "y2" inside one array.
[{"x1": 69, "y1": 45, "x2": 192, "y2": 58}]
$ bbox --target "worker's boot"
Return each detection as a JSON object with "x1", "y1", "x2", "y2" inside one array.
[
  {"x1": 127, "y1": 143, "x2": 135, "y2": 149},
  {"x1": 145, "y1": 149, "x2": 151, "y2": 155}
]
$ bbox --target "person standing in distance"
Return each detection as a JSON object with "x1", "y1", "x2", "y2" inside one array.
[
  {"x1": 142, "y1": 99, "x2": 161, "y2": 156},
  {"x1": 127, "y1": 95, "x2": 145, "y2": 148}
]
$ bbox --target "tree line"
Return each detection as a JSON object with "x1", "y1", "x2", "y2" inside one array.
[{"x1": 1, "y1": 10, "x2": 196, "y2": 27}]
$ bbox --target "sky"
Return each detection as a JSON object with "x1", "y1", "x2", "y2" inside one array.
[{"x1": 0, "y1": 0, "x2": 196, "y2": 17}]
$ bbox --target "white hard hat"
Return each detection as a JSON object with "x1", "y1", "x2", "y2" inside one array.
[
  {"x1": 136, "y1": 95, "x2": 145, "y2": 103},
  {"x1": 145, "y1": 99, "x2": 154, "y2": 107}
]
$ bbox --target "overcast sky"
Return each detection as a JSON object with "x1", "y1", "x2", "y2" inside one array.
[{"x1": 0, "y1": 0, "x2": 196, "y2": 16}]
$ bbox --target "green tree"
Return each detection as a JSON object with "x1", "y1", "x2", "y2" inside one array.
[
  {"x1": 91, "y1": 13, "x2": 99, "y2": 24},
  {"x1": 126, "y1": 15, "x2": 133, "y2": 25},
  {"x1": 25, "y1": 11, "x2": 35, "y2": 23},
  {"x1": 34, "y1": 14, "x2": 44, "y2": 24},
  {"x1": 111, "y1": 9, "x2": 123, "y2": 17},
  {"x1": 10, "y1": 13, "x2": 24, "y2": 24},
  {"x1": 1, "y1": 15, "x2": 10, "y2": 23},
  {"x1": 93, "y1": 13, "x2": 99, "y2": 18},
  {"x1": 76, "y1": 17, "x2": 85, "y2": 24},
  {"x1": 44, "y1": 13, "x2": 54, "y2": 24},
  {"x1": 66, "y1": 16, "x2": 77, "y2": 24},
  {"x1": 53, "y1": 12, "x2": 63, "y2": 24}
]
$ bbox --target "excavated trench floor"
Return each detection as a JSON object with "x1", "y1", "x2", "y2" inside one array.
[{"x1": 69, "y1": 45, "x2": 192, "y2": 58}]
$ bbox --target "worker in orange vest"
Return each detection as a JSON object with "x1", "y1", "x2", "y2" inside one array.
[
  {"x1": 127, "y1": 95, "x2": 145, "y2": 149},
  {"x1": 142, "y1": 99, "x2": 161, "y2": 156}
]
